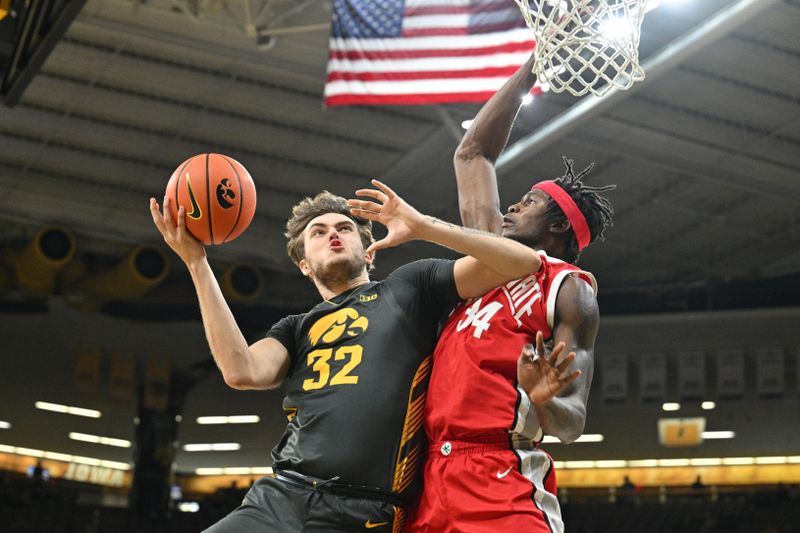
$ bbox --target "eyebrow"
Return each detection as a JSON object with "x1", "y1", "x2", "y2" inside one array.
[{"x1": 307, "y1": 220, "x2": 356, "y2": 232}]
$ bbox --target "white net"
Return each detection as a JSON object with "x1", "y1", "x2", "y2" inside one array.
[{"x1": 514, "y1": 0, "x2": 647, "y2": 97}]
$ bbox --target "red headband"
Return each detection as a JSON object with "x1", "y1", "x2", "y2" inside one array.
[{"x1": 532, "y1": 181, "x2": 591, "y2": 251}]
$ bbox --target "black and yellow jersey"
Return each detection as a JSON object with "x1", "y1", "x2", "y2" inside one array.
[{"x1": 266, "y1": 259, "x2": 459, "y2": 501}]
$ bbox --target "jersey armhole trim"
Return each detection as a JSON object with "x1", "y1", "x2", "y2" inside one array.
[{"x1": 545, "y1": 270, "x2": 597, "y2": 330}]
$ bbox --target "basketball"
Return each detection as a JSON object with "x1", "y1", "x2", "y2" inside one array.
[{"x1": 165, "y1": 153, "x2": 257, "y2": 245}]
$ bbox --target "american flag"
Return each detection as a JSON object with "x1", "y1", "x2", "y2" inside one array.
[{"x1": 324, "y1": 0, "x2": 540, "y2": 106}]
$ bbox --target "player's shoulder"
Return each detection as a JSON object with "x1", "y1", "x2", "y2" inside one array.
[
  {"x1": 539, "y1": 251, "x2": 597, "y2": 294},
  {"x1": 386, "y1": 258, "x2": 453, "y2": 284},
  {"x1": 279, "y1": 311, "x2": 308, "y2": 331},
  {"x1": 538, "y1": 250, "x2": 579, "y2": 270}
]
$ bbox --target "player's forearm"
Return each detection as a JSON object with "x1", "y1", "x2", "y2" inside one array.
[
  {"x1": 453, "y1": 53, "x2": 537, "y2": 232},
  {"x1": 417, "y1": 216, "x2": 540, "y2": 278},
  {"x1": 536, "y1": 396, "x2": 587, "y2": 444},
  {"x1": 187, "y1": 259, "x2": 258, "y2": 389},
  {"x1": 455, "y1": 53, "x2": 537, "y2": 165}
]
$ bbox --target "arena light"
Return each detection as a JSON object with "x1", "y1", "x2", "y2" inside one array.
[
  {"x1": 595, "y1": 460, "x2": 627, "y2": 468},
  {"x1": 645, "y1": 0, "x2": 662, "y2": 10},
  {"x1": 461, "y1": 119, "x2": 474, "y2": 130},
  {"x1": 183, "y1": 443, "x2": 241, "y2": 452},
  {"x1": 194, "y1": 466, "x2": 273, "y2": 476},
  {"x1": 702, "y1": 431, "x2": 735, "y2": 439},
  {"x1": 35, "y1": 401, "x2": 101, "y2": 418},
  {"x1": 553, "y1": 455, "x2": 795, "y2": 470},
  {"x1": 196, "y1": 415, "x2": 260, "y2": 425},
  {"x1": 701, "y1": 401, "x2": 716, "y2": 410},
  {"x1": 15, "y1": 447, "x2": 44, "y2": 458},
  {"x1": 222, "y1": 467, "x2": 252, "y2": 475},
  {"x1": 648, "y1": 0, "x2": 691, "y2": 8},
  {"x1": 522, "y1": 94, "x2": 534, "y2": 105},
  {"x1": 661, "y1": 402, "x2": 681, "y2": 411},
  {"x1": 600, "y1": 16, "x2": 638, "y2": 44},
  {"x1": 599, "y1": 0, "x2": 664, "y2": 45},
  {"x1": 541, "y1": 433, "x2": 604, "y2": 444},
  {"x1": 44, "y1": 451, "x2": 73, "y2": 462},
  {"x1": 658, "y1": 458, "x2": 690, "y2": 467},
  {"x1": 0, "y1": 420, "x2": 10, "y2": 429},
  {"x1": 178, "y1": 502, "x2": 200, "y2": 513},
  {"x1": 628, "y1": 459, "x2": 658, "y2": 467},
  {"x1": 722, "y1": 457, "x2": 754, "y2": 466},
  {"x1": 69, "y1": 432, "x2": 131, "y2": 448},
  {"x1": 0, "y1": 443, "x2": 130, "y2": 470},
  {"x1": 755, "y1": 456, "x2": 787, "y2": 465},
  {"x1": 564, "y1": 460, "x2": 596, "y2": 469},
  {"x1": 572, "y1": 434, "x2": 605, "y2": 442},
  {"x1": 194, "y1": 468, "x2": 225, "y2": 475},
  {"x1": 689, "y1": 458, "x2": 722, "y2": 466}
]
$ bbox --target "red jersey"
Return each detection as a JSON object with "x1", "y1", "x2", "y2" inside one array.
[{"x1": 425, "y1": 251, "x2": 597, "y2": 442}]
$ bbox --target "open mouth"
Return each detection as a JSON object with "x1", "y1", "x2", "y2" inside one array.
[
  {"x1": 329, "y1": 239, "x2": 344, "y2": 251},
  {"x1": 502, "y1": 216, "x2": 514, "y2": 228}
]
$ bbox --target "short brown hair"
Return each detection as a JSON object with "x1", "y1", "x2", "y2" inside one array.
[{"x1": 285, "y1": 191, "x2": 375, "y2": 270}]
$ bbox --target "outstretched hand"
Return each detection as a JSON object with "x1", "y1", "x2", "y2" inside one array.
[
  {"x1": 347, "y1": 179, "x2": 425, "y2": 253},
  {"x1": 518, "y1": 331, "x2": 581, "y2": 406},
  {"x1": 149, "y1": 196, "x2": 206, "y2": 267}
]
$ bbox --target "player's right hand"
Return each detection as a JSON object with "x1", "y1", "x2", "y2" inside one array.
[
  {"x1": 150, "y1": 196, "x2": 206, "y2": 267},
  {"x1": 517, "y1": 331, "x2": 581, "y2": 406},
  {"x1": 347, "y1": 179, "x2": 424, "y2": 253}
]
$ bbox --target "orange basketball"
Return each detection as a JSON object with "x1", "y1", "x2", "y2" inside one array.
[{"x1": 165, "y1": 153, "x2": 257, "y2": 245}]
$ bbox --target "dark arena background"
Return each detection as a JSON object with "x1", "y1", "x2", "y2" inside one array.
[{"x1": 1, "y1": 1, "x2": 799, "y2": 532}]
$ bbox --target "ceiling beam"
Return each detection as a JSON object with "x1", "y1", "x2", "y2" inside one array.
[
  {"x1": 1, "y1": 0, "x2": 90, "y2": 106},
  {"x1": 496, "y1": 0, "x2": 784, "y2": 175},
  {"x1": 565, "y1": 117, "x2": 800, "y2": 205}
]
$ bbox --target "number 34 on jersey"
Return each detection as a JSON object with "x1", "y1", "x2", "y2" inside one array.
[{"x1": 456, "y1": 298, "x2": 504, "y2": 339}]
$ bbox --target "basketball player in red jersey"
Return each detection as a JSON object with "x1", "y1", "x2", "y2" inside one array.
[{"x1": 409, "y1": 53, "x2": 615, "y2": 533}]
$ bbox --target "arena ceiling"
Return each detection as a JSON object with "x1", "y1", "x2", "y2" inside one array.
[{"x1": 0, "y1": 0, "x2": 798, "y2": 473}]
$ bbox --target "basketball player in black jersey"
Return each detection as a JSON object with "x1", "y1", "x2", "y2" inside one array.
[{"x1": 149, "y1": 179, "x2": 543, "y2": 532}]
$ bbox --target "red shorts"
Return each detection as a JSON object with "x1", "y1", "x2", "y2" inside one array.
[{"x1": 407, "y1": 436, "x2": 562, "y2": 533}]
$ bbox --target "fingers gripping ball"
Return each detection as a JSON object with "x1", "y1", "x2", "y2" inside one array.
[{"x1": 166, "y1": 154, "x2": 257, "y2": 245}]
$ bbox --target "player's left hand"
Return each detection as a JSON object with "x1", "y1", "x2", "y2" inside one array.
[
  {"x1": 348, "y1": 179, "x2": 424, "y2": 253},
  {"x1": 518, "y1": 331, "x2": 581, "y2": 406}
]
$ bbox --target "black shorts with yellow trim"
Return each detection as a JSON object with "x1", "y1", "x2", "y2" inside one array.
[{"x1": 203, "y1": 471, "x2": 404, "y2": 533}]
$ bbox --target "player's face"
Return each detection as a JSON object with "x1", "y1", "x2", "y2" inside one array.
[
  {"x1": 502, "y1": 190, "x2": 551, "y2": 248},
  {"x1": 299, "y1": 213, "x2": 371, "y2": 283}
]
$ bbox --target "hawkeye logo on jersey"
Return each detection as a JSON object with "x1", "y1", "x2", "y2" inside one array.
[
  {"x1": 308, "y1": 308, "x2": 368, "y2": 346},
  {"x1": 359, "y1": 293, "x2": 378, "y2": 303},
  {"x1": 303, "y1": 308, "x2": 368, "y2": 391}
]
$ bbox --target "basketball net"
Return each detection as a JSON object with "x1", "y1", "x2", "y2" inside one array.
[{"x1": 514, "y1": 0, "x2": 647, "y2": 97}]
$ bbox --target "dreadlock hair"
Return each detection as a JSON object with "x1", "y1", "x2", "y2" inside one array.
[{"x1": 543, "y1": 157, "x2": 615, "y2": 263}]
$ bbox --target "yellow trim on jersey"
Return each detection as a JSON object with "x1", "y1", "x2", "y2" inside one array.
[
  {"x1": 392, "y1": 505, "x2": 406, "y2": 533},
  {"x1": 391, "y1": 355, "x2": 432, "y2": 494}
]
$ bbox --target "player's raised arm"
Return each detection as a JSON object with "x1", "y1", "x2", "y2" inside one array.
[
  {"x1": 150, "y1": 196, "x2": 289, "y2": 390},
  {"x1": 348, "y1": 180, "x2": 540, "y2": 299},
  {"x1": 454, "y1": 52, "x2": 538, "y2": 234}
]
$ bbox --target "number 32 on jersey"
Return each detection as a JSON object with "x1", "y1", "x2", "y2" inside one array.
[
  {"x1": 456, "y1": 298, "x2": 503, "y2": 339},
  {"x1": 302, "y1": 345, "x2": 362, "y2": 391}
]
